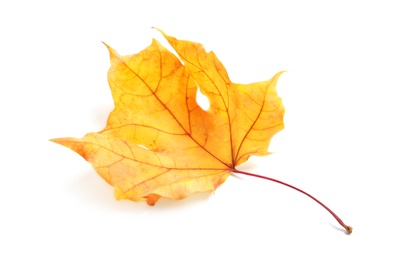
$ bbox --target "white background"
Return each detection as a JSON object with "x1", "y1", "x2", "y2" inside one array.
[{"x1": 1, "y1": 0, "x2": 393, "y2": 259}]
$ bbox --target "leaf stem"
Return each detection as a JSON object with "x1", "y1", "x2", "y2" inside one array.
[{"x1": 232, "y1": 169, "x2": 352, "y2": 234}]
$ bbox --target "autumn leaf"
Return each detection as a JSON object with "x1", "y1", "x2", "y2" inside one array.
[
  {"x1": 52, "y1": 30, "x2": 284, "y2": 204},
  {"x1": 52, "y1": 29, "x2": 351, "y2": 234}
]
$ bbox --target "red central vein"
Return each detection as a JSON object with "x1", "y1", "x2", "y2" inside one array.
[{"x1": 176, "y1": 48, "x2": 235, "y2": 167}]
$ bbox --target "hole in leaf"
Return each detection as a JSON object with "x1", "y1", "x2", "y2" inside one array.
[
  {"x1": 196, "y1": 87, "x2": 210, "y2": 111},
  {"x1": 137, "y1": 144, "x2": 149, "y2": 150}
]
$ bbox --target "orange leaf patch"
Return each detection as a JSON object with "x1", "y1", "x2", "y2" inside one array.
[{"x1": 52, "y1": 30, "x2": 284, "y2": 206}]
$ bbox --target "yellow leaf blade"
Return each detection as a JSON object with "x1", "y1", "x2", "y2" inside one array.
[{"x1": 52, "y1": 30, "x2": 284, "y2": 205}]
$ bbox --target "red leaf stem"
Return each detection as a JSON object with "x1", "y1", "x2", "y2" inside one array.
[{"x1": 233, "y1": 169, "x2": 352, "y2": 234}]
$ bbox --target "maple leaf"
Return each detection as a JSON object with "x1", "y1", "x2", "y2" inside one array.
[
  {"x1": 52, "y1": 29, "x2": 352, "y2": 234},
  {"x1": 52, "y1": 30, "x2": 284, "y2": 205}
]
